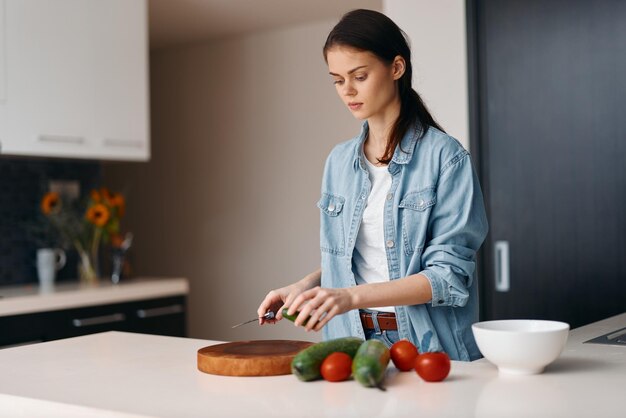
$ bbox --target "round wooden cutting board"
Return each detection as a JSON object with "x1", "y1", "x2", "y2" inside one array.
[{"x1": 197, "y1": 340, "x2": 314, "y2": 376}]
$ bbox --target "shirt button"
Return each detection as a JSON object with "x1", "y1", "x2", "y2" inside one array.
[
  {"x1": 438, "y1": 299, "x2": 444, "y2": 304},
  {"x1": 386, "y1": 193, "x2": 393, "y2": 201},
  {"x1": 418, "y1": 199, "x2": 425, "y2": 207},
  {"x1": 361, "y1": 194, "x2": 366, "y2": 200},
  {"x1": 386, "y1": 240, "x2": 395, "y2": 248},
  {"x1": 327, "y1": 203, "x2": 335, "y2": 212}
]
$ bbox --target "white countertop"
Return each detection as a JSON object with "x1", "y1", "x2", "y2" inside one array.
[
  {"x1": 0, "y1": 277, "x2": 189, "y2": 317},
  {"x1": 0, "y1": 313, "x2": 624, "y2": 418}
]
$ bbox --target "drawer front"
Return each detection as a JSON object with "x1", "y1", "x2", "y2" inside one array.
[
  {"x1": 1, "y1": 295, "x2": 187, "y2": 345},
  {"x1": 127, "y1": 296, "x2": 187, "y2": 337},
  {"x1": 0, "y1": 311, "x2": 46, "y2": 348}
]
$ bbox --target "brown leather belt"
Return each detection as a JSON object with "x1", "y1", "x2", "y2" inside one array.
[{"x1": 359, "y1": 311, "x2": 398, "y2": 331}]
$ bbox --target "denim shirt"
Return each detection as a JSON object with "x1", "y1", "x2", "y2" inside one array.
[{"x1": 317, "y1": 121, "x2": 488, "y2": 361}]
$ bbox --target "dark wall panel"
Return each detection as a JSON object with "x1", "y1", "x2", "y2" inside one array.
[{"x1": 0, "y1": 158, "x2": 101, "y2": 285}]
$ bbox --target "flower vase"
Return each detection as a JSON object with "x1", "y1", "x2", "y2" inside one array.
[{"x1": 78, "y1": 250, "x2": 99, "y2": 284}]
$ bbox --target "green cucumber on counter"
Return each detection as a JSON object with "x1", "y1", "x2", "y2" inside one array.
[
  {"x1": 291, "y1": 337, "x2": 364, "y2": 381},
  {"x1": 352, "y1": 339, "x2": 390, "y2": 391}
]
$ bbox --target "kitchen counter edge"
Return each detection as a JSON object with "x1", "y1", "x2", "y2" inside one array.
[{"x1": 0, "y1": 277, "x2": 189, "y2": 317}]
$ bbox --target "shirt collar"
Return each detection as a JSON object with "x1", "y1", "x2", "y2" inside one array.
[{"x1": 352, "y1": 120, "x2": 422, "y2": 170}]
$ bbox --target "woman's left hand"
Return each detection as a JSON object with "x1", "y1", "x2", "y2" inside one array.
[{"x1": 286, "y1": 286, "x2": 355, "y2": 332}]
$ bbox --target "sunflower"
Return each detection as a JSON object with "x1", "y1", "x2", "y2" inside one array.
[
  {"x1": 110, "y1": 193, "x2": 126, "y2": 217},
  {"x1": 90, "y1": 189, "x2": 102, "y2": 203},
  {"x1": 100, "y1": 187, "x2": 114, "y2": 205},
  {"x1": 41, "y1": 192, "x2": 61, "y2": 215},
  {"x1": 86, "y1": 203, "x2": 111, "y2": 227}
]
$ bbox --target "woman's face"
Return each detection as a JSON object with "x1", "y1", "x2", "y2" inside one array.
[{"x1": 326, "y1": 46, "x2": 403, "y2": 121}]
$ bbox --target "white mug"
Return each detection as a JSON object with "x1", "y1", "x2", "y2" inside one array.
[{"x1": 36, "y1": 248, "x2": 66, "y2": 288}]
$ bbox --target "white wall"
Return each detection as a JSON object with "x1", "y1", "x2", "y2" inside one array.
[
  {"x1": 384, "y1": 0, "x2": 469, "y2": 149},
  {"x1": 104, "y1": 18, "x2": 368, "y2": 343},
  {"x1": 103, "y1": 1, "x2": 471, "y2": 343}
]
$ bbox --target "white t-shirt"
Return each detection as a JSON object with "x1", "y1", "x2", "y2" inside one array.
[{"x1": 352, "y1": 151, "x2": 395, "y2": 313}]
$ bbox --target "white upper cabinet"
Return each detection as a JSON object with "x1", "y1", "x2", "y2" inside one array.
[
  {"x1": 0, "y1": 0, "x2": 149, "y2": 161},
  {"x1": 90, "y1": 0, "x2": 149, "y2": 161}
]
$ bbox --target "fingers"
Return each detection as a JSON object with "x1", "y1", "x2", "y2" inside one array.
[
  {"x1": 287, "y1": 286, "x2": 318, "y2": 315},
  {"x1": 313, "y1": 304, "x2": 339, "y2": 332},
  {"x1": 262, "y1": 286, "x2": 346, "y2": 331},
  {"x1": 257, "y1": 292, "x2": 274, "y2": 318},
  {"x1": 305, "y1": 298, "x2": 339, "y2": 331},
  {"x1": 287, "y1": 287, "x2": 318, "y2": 324},
  {"x1": 304, "y1": 294, "x2": 339, "y2": 332},
  {"x1": 289, "y1": 287, "x2": 341, "y2": 331},
  {"x1": 283, "y1": 291, "x2": 299, "y2": 312},
  {"x1": 275, "y1": 304, "x2": 285, "y2": 321},
  {"x1": 257, "y1": 290, "x2": 283, "y2": 325}
]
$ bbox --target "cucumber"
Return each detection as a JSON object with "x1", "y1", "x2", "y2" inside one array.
[
  {"x1": 352, "y1": 339, "x2": 390, "y2": 391},
  {"x1": 291, "y1": 337, "x2": 364, "y2": 381},
  {"x1": 281, "y1": 307, "x2": 309, "y2": 325}
]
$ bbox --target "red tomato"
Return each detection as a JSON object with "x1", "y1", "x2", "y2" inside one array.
[
  {"x1": 414, "y1": 352, "x2": 451, "y2": 382},
  {"x1": 390, "y1": 340, "x2": 420, "y2": 371},
  {"x1": 320, "y1": 352, "x2": 353, "y2": 382}
]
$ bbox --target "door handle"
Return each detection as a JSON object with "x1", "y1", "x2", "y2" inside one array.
[
  {"x1": 72, "y1": 313, "x2": 126, "y2": 327},
  {"x1": 136, "y1": 304, "x2": 183, "y2": 319},
  {"x1": 103, "y1": 138, "x2": 143, "y2": 148},
  {"x1": 38, "y1": 134, "x2": 85, "y2": 144},
  {"x1": 494, "y1": 240, "x2": 510, "y2": 292}
]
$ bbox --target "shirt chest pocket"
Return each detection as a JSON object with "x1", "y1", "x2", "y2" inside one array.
[
  {"x1": 317, "y1": 192, "x2": 346, "y2": 256},
  {"x1": 398, "y1": 187, "x2": 437, "y2": 256}
]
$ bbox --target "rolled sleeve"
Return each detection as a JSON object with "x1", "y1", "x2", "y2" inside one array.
[
  {"x1": 421, "y1": 268, "x2": 448, "y2": 306},
  {"x1": 420, "y1": 153, "x2": 489, "y2": 308}
]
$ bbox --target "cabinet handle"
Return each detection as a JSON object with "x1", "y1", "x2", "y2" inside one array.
[
  {"x1": 103, "y1": 138, "x2": 143, "y2": 148},
  {"x1": 38, "y1": 134, "x2": 85, "y2": 144},
  {"x1": 136, "y1": 304, "x2": 183, "y2": 319},
  {"x1": 494, "y1": 240, "x2": 510, "y2": 292},
  {"x1": 72, "y1": 313, "x2": 126, "y2": 328}
]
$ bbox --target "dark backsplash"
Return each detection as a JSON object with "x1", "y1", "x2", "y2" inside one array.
[{"x1": 0, "y1": 158, "x2": 102, "y2": 286}]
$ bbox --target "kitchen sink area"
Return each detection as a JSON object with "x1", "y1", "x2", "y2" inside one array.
[{"x1": 584, "y1": 327, "x2": 626, "y2": 346}]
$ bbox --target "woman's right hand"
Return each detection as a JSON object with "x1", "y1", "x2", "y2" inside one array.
[
  {"x1": 257, "y1": 282, "x2": 309, "y2": 325},
  {"x1": 257, "y1": 268, "x2": 321, "y2": 325}
]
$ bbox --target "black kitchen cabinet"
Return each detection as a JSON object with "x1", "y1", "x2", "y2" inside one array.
[
  {"x1": 0, "y1": 296, "x2": 186, "y2": 349},
  {"x1": 468, "y1": 0, "x2": 626, "y2": 327}
]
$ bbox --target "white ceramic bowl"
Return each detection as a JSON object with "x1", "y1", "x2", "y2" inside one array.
[{"x1": 472, "y1": 319, "x2": 570, "y2": 375}]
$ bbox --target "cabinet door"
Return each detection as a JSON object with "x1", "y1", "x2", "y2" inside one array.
[
  {"x1": 3, "y1": 0, "x2": 95, "y2": 158},
  {"x1": 90, "y1": 0, "x2": 150, "y2": 161},
  {"x1": 1, "y1": 296, "x2": 186, "y2": 346},
  {"x1": 0, "y1": 312, "x2": 46, "y2": 349},
  {"x1": 127, "y1": 296, "x2": 186, "y2": 337},
  {"x1": 1, "y1": 0, "x2": 149, "y2": 161},
  {"x1": 45, "y1": 302, "x2": 131, "y2": 341},
  {"x1": 472, "y1": 0, "x2": 626, "y2": 327}
]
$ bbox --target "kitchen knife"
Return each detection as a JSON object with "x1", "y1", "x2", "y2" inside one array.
[{"x1": 231, "y1": 311, "x2": 275, "y2": 328}]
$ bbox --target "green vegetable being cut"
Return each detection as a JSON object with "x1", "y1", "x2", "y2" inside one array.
[{"x1": 281, "y1": 307, "x2": 310, "y2": 325}]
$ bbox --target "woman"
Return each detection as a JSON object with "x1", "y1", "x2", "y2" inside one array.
[{"x1": 257, "y1": 9, "x2": 488, "y2": 361}]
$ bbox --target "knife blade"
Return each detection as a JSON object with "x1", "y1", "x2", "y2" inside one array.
[{"x1": 231, "y1": 311, "x2": 275, "y2": 328}]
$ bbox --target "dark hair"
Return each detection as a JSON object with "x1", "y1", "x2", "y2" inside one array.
[{"x1": 323, "y1": 9, "x2": 445, "y2": 164}]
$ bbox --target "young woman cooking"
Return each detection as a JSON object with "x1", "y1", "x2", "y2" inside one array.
[{"x1": 257, "y1": 9, "x2": 488, "y2": 361}]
